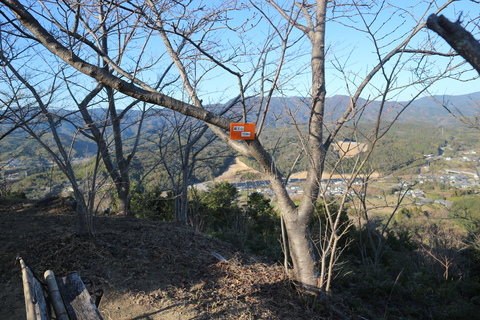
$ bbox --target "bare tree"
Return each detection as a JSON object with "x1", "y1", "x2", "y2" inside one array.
[
  {"x1": 0, "y1": 57, "x2": 41, "y2": 140},
  {"x1": 150, "y1": 110, "x2": 217, "y2": 224},
  {"x1": 1, "y1": 1, "x2": 178, "y2": 216},
  {"x1": 0, "y1": 75, "x2": 40, "y2": 198},
  {"x1": 0, "y1": 0, "x2": 471, "y2": 295},
  {"x1": 0, "y1": 48, "x2": 99, "y2": 235},
  {"x1": 0, "y1": 101, "x2": 27, "y2": 141}
]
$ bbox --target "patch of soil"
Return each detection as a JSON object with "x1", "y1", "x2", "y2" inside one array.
[
  {"x1": 0, "y1": 197, "x2": 328, "y2": 319},
  {"x1": 215, "y1": 158, "x2": 263, "y2": 182}
]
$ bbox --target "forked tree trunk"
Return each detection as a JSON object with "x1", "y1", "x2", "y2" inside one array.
[
  {"x1": 252, "y1": 140, "x2": 321, "y2": 294},
  {"x1": 279, "y1": 0, "x2": 328, "y2": 294}
]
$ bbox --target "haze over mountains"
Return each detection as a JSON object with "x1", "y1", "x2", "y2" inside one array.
[
  {"x1": 36, "y1": 92, "x2": 480, "y2": 134},
  {"x1": 129, "y1": 91, "x2": 480, "y2": 131},
  {"x1": 2, "y1": 92, "x2": 479, "y2": 160},
  {"x1": 256, "y1": 91, "x2": 480, "y2": 126}
]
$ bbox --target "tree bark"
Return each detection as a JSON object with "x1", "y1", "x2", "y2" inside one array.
[
  {"x1": 74, "y1": 193, "x2": 92, "y2": 236},
  {"x1": 427, "y1": 14, "x2": 480, "y2": 75}
]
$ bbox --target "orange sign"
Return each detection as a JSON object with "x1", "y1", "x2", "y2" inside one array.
[{"x1": 229, "y1": 123, "x2": 255, "y2": 140}]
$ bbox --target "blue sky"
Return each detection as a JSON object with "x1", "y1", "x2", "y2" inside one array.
[
  {"x1": 1, "y1": 0, "x2": 479, "y2": 109},
  {"x1": 323, "y1": 0, "x2": 480, "y2": 101},
  {"x1": 200, "y1": 0, "x2": 480, "y2": 103}
]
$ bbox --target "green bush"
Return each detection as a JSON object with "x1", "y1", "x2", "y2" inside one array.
[
  {"x1": 189, "y1": 185, "x2": 282, "y2": 260},
  {"x1": 0, "y1": 178, "x2": 26, "y2": 200},
  {"x1": 244, "y1": 192, "x2": 282, "y2": 259},
  {"x1": 130, "y1": 187, "x2": 175, "y2": 221},
  {"x1": 194, "y1": 181, "x2": 241, "y2": 232}
]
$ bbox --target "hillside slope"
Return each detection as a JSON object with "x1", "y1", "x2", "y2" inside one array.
[{"x1": 0, "y1": 198, "x2": 329, "y2": 320}]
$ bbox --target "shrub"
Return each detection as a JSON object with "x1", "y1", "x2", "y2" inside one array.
[
  {"x1": 190, "y1": 185, "x2": 282, "y2": 260},
  {"x1": 130, "y1": 187, "x2": 175, "y2": 221},
  {"x1": 0, "y1": 178, "x2": 26, "y2": 200}
]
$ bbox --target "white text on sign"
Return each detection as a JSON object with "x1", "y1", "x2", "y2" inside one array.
[{"x1": 233, "y1": 126, "x2": 244, "y2": 131}]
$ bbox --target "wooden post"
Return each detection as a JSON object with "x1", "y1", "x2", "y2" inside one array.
[{"x1": 56, "y1": 273, "x2": 103, "y2": 320}]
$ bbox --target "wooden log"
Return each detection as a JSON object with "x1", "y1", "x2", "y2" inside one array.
[
  {"x1": 44, "y1": 270, "x2": 69, "y2": 320},
  {"x1": 56, "y1": 273, "x2": 103, "y2": 320},
  {"x1": 18, "y1": 258, "x2": 49, "y2": 320}
]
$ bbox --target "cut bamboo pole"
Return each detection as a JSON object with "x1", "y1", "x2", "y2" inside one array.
[
  {"x1": 56, "y1": 273, "x2": 104, "y2": 319},
  {"x1": 18, "y1": 257, "x2": 49, "y2": 320},
  {"x1": 44, "y1": 270, "x2": 70, "y2": 320},
  {"x1": 19, "y1": 258, "x2": 35, "y2": 320}
]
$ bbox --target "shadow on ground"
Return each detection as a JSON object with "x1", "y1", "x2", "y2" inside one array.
[{"x1": 0, "y1": 197, "x2": 327, "y2": 319}]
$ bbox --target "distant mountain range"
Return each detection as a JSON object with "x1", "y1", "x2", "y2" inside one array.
[
  {"x1": 2, "y1": 92, "x2": 479, "y2": 160},
  {"x1": 243, "y1": 92, "x2": 480, "y2": 127},
  {"x1": 31, "y1": 91, "x2": 480, "y2": 135}
]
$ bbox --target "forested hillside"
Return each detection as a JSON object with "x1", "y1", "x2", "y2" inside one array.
[{"x1": 2, "y1": 114, "x2": 476, "y2": 199}]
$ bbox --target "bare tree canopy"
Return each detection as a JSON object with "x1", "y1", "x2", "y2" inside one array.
[{"x1": 1, "y1": 0, "x2": 478, "y2": 295}]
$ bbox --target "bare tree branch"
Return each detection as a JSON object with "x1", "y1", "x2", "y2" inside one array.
[{"x1": 427, "y1": 14, "x2": 480, "y2": 75}]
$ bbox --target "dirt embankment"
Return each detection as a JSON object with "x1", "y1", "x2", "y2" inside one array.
[
  {"x1": 0, "y1": 197, "x2": 328, "y2": 320},
  {"x1": 215, "y1": 157, "x2": 378, "y2": 182},
  {"x1": 215, "y1": 158, "x2": 263, "y2": 182}
]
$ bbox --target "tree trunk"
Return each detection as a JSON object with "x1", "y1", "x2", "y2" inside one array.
[
  {"x1": 116, "y1": 180, "x2": 130, "y2": 216},
  {"x1": 427, "y1": 14, "x2": 480, "y2": 75},
  {"x1": 174, "y1": 182, "x2": 188, "y2": 225},
  {"x1": 277, "y1": 0, "x2": 328, "y2": 294},
  {"x1": 74, "y1": 196, "x2": 92, "y2": 236},
  {"x1": 178, "y1": 178, "x2": 189, "y2": 225},
  {"x1": 175, "y1": 153, "x2": 190, "y2": 225},
  {"x1": 250, "y1": 139, "x2": 320, "y2": 294},
  {"x1": 283, "y1": 209, "x2": 319, "y2": 293}
]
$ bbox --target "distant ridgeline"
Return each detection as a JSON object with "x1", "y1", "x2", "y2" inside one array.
[{"x1": 230, "y1": 92, "x2": 480, "y2": 127}]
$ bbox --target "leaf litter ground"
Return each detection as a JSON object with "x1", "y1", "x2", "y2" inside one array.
[{"x1": 0, "y1": 197, "x2": 328, "y2": 319}]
